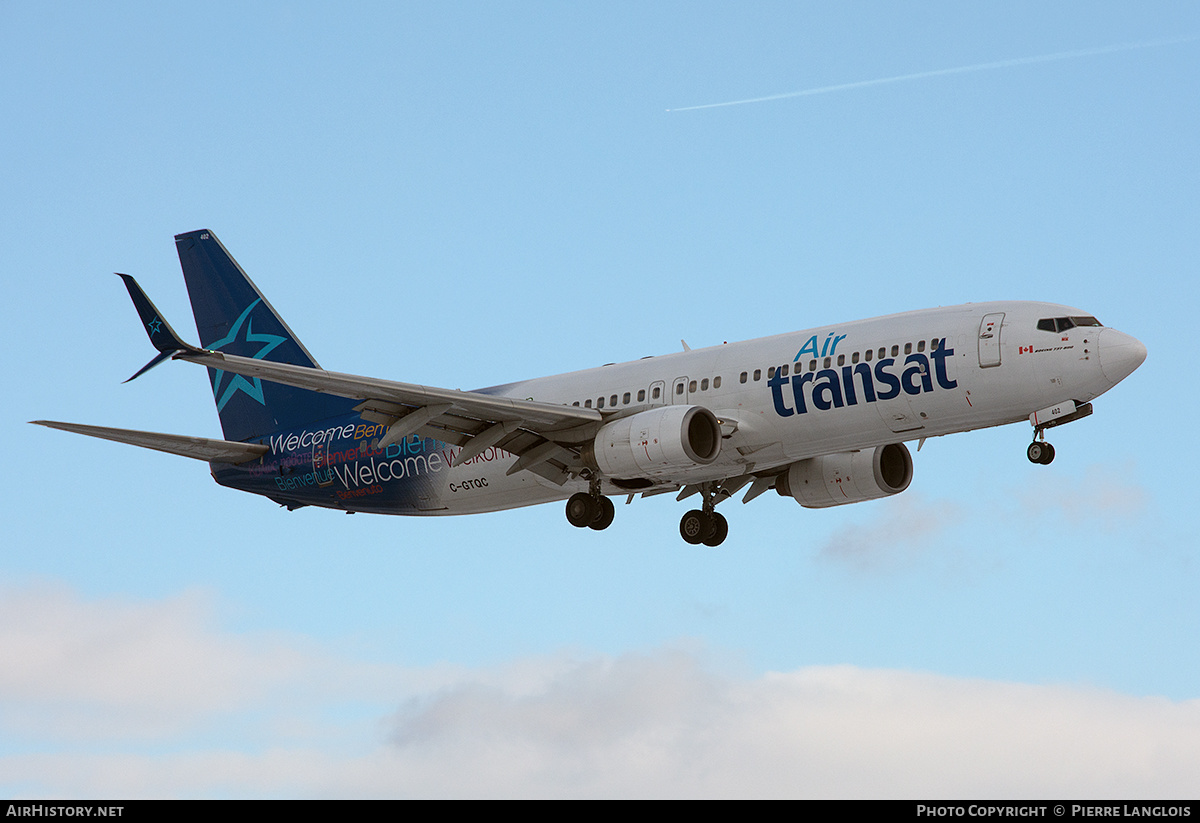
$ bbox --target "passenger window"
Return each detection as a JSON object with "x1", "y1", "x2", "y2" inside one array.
[
  {"x1": 932, "y1": 338, "x2": 941, "y2": 351},
  {"x1": 904, "y1": 342, "x2": 912, "y2": 355},
  {"x1": 837, "y1": 354, "x2": 845, "y2": 366},
  {"x1": 917, "y1": 340, "x2": 925, "y2": 353},
  {"x1": 823, "y1": 356, "x2": 831, "y2": 369},
  {"x1": 768, "y1": 367, "x2": 775, "y2": 378},
  {"x1": 637, "y1": 389, "x2": 646, "y2": 402},
  {"x1": 809, "y1": 359, "x2": 816, "y2": 372},
  {"x1": 865, "y1": 349, "x2": 873, "y2": 362},
  {"x1": 852, "y1": 352, "x2": 859, "y2": 364},
  {"x1": 713, "y1": 376, "x2": 721, "y2": 389},
  {"x1": 781, "y1": 364, "x2": 789, "y2": 377},
  {"x1": 700, "y1": 378, "x2": 709, "y2": 391},
  {"x1": 597, "y1": 397, "x2": 605, "y2": 409},
  {"x1": 572, "y1": 401, "x2": 580, "y2": 406},
  {"x1": 610, "y1": 394, "x2": 618, "y2": 407},
  {"x1": 753, "y1": 369, "x2": 761, "y2": 381},
  {"x1": 675, "y1": 383, "x2": 684, "y2": 395},
  {"x1": 890, "y1": 345, "x2": 898, "y2": 357},
  {"x1": 740, "y1": 371, "x2": 748, "y2": 384},
  {"x1": 622, "y1": 392, "x2": 631, "y2": 404},
  {"x1": 688, "y1": 380, "x2": 697, "y2": 393},
  {"x1": 653, "y1": 386, "x2": 661, "y2": 400},
  {"x1": 584, "y1": 399, "x2": 592, "y2": 408}
]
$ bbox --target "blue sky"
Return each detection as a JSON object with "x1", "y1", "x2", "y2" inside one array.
[{"x1": 2, "y1": 1, "x2": 1198, "y2": 798}]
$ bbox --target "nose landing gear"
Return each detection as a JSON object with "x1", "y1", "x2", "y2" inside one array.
[
  {"x1": 1025, "y1": 401, "x2": 1093, "y2": 465},
  {"x1": 1027, "y1": 436, "x2": 1055, "y2": 465}
]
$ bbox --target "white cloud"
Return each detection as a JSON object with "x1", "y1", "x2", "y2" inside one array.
[
  {"x1": 1016, "y1": 461, "x2": 1147, "y2": 527},
  {"x1": 0, "y1": 582, "x2": 401, "y2": 742},
  {"x1": 817, "y1": 493, "x2": 962, "y2": 572},
  {"x1": 377, "y1": 656, "x2": 1200, "y2": 798},
  {"x1": 1, "y1": 584, "x2": 1196, "y2": 798},
  {"x1": 817, "y1": 463, "x2": 1150, "y2": 575}
]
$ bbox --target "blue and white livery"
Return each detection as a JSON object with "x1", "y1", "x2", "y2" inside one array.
[{"x1": 34, "y1": 230, "x2": 1147, "y2": 545}]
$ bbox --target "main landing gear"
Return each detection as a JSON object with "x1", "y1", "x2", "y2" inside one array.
[
  {"x1": 679, "y1": 482, "x2": 729, "y2": 547},
  {"x1": 565, "y1": 478, "x2": 615, "y2": 531},
  {"x1": 564, "y1": 475, "x2": 733, "y2": 545},
  {"x1": 679, "y1": 509, "x2": 728, "y2": 547}
]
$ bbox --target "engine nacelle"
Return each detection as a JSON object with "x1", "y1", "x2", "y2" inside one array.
[
  {"x1": 776, "y1": 443, "x2": 913, "y2": 508},
  {"x1": 590, "y1": 405, "x2": 721, "y2": 479}
]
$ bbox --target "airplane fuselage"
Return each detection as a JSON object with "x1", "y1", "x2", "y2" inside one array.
[{"x1": 210, "y1": 300, "x2": 1141, "y2": 517}]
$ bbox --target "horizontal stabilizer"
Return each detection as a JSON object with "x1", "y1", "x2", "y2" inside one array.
[
  {"x1": 117, "y1": 273, "x2": 196, "y2": 355},
  {"x1": 117, "y1": 273, "x2": 204, "y2": 382},
  {"x1": 30, "y1": 420, "x2": 268, "y2": 464}
]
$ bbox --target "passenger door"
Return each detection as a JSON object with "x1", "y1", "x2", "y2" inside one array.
[{"x1": 978, "y1": 313, "x2": 1004, "y2": 368}]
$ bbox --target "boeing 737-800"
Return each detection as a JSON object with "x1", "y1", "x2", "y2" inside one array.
[{"x1": 34, "y1": 230, "x2": 1147, "y2": 546}]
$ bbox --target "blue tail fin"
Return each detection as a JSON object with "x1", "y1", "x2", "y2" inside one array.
[{"x1": 174, "y1": 229, "x2": 355, "y2": 442}]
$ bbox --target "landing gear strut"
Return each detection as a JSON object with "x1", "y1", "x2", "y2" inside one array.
[
  {"x1": 565, "y1": 477, "x2": 614, "y2": 531},
  {"x1": 679, "y1": 483, "x2": 729, "y2": 547}
]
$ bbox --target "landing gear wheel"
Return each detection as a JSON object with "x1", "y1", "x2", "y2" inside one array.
[
  {"x1": 679, "y1": 509, "x2": 712, "y2": 545},
  {"x1": 566, "y1": 492, "x2": 598, "y2": 528},
  {"x1": 701, "y1": 512, "x2": 728, "y2": 547},
  {"x1": 589, "y1": 496, "x2": 615, "y2": 531},
  {"x1": 1027, "y1": 441, "x2": 1056, "y2": 465}
]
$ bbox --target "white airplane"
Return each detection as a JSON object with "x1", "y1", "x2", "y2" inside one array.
[{"x1": 34, "y1": 230, "x2": 1147, "y2": 545}]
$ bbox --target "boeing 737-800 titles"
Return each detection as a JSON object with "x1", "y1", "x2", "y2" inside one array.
[{"x1": 34, "y1": 230, "x2": 1147, "y2": 546}]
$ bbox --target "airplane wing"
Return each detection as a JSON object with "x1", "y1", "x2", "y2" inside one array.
[
  {"x1": 178, "y1": 347, "x2": 603, "y2": 482},
  {"x1": 30, "y1": 420, "x2": 269, "y2": 464},
  {"x1": 118, "y1": 274, "x2": 603, "y2": 483}
]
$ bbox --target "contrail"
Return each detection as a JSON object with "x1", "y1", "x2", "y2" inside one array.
[{"x1": 666, "y1": 36, "x2": 1195, "y2": 112}]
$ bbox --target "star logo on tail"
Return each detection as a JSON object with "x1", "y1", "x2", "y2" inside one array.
[{"x1": 207, "y1": 299, "x2": 287, "y2": 411}]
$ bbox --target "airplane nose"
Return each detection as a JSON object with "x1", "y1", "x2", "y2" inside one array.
[{"x1": 1098, "y1": 328, "x2": 1148, "y2": 385}]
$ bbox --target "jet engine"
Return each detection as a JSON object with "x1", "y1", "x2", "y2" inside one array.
[
  {"x1": 589, "y1": 405, "x2": 721, "y2": 478},
  {"x1": 776, "y1": 443, "x2": 912, "y2": 508}
]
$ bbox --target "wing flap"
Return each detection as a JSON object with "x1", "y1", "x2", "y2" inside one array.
[{"x1": 31, "y1": 421, "x2": 268, "y2": 464}]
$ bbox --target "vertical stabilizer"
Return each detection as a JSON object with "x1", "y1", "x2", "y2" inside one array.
[{"x1": 174, "y1": 229, "x2": 354, "y2": 442}]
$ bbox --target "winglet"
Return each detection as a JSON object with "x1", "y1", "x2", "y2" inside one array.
[{"x1": 116, "y1": 273, "x2": 198, "y2": 381}]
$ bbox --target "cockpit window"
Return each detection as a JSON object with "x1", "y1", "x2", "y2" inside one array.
[{"x1": 1038, "y1": 316, "x2": 1103, "y2": 333}]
